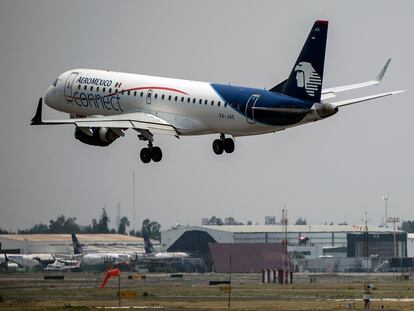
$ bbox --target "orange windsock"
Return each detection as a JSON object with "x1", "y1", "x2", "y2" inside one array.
[{"x1": 99, "y1": 268, "x2": 121, "y2": 289}]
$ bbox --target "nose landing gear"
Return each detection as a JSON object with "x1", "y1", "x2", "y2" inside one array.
[{"x1": 212, "y1": 134, "x2": 235, "y2": 155}]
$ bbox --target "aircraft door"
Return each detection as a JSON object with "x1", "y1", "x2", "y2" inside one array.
[
  {"x1": 64, "y1": 72, "x2": 79, "y2": 102},
  {"x1": 245, "y1": 94, "x2": 260, "y2": 124},
  {"x1": 146, "y1": 89, "x2": 153, "y2": 104}
]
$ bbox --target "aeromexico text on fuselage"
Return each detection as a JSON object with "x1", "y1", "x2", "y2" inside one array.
[
  {"x1": 70, "y1": 76, "x2": 122, "y2": 112},
  {"x1": 68, "y1": 76, "x2": 314, "y2": 127}
]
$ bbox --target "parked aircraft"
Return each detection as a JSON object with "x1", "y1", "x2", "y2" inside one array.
[
  {"x1": 0, "y1": 253, "x2": 55, "y2": 269},
  {"x1": 71, "y1": 234, "x2": 131, "y2": 266},
  {"x1": 142, "y1": 233, "x2": 188, "y2": 259},
  {"x1": 31, "y1": 20, "x2": 404, "y2": 163}
]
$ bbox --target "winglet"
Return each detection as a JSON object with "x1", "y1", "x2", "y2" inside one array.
[
  {"x1": 375, "y1": 58, "x2": 391, "y2": 83},
  {"x1": 31, "y1": 98, "x2": 43, "y2": 125}
]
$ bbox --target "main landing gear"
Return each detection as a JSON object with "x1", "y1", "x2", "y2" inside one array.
[
  {"x1": 137, "y1": 130, "x2": 163, "y2": 164},
  {"x1": 140, "y1": 142, "x2": 162, "y2": 163},
  {"x1": 212, "y1": 134, "x2": 235, "y2": 155}
]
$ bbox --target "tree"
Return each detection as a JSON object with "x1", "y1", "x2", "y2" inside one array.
[
  {"x1": 295, "y1": 217, "x2": 307, "y2": 225},
  {"x1": 142, "y1": 219, "x2": 161, "y2": 240},
  {"x1": 84, "y1": 208, "x2": 111, "y2": 233},
  {"x1": 18, "y1": 223, "x2": 49, "y2": 234},
  {"x1": 224, "y1": 217, "x2": 244, "y2": 225},
  {"x1": 0, "y1": 228, "x2": 9, "y2": 234},
  {"x1": 400, "y1": 220, "x2": 414, "y2": 233},
  {"x1": 207, "y1": 216, "x2": 223, "y2": 225},
  {"x1": 117, "y1": 217, "x2": 130, "y2": 235},
  {"x1": 246, "y1": 220, "x2": 253, "y2": 226},
  {"x1": 49, "y1": 215, "x2": 81, "y2": 233},
  {"x1": 97, "y1": 207, "x2": 111, "y2": 233}
]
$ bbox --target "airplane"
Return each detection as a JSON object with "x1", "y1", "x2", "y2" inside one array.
[
  {"x1": 71, "y1": 233, "x2": 131, "y2": 266},
  {"x1": 142, "y1": 232, "x2": 188, "y2": 259},
  {"x1": 31, "y1": 20, "x2": 404, "y2": 163},
  {"x1": 0, "y1": 253, "x2": 55, "y2": 269}
]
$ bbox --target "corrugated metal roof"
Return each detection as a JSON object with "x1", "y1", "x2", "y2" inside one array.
[
  {"x1": 197, "y1": 224, "x2": 397, "y2": 233},
  {"x1": 0, "y1": 234, "x2": 144, "y2": 243}
]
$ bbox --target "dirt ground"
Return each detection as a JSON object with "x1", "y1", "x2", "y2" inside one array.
[{"x1": 0, "y1": 272, "x2": 413, "y2": 310}]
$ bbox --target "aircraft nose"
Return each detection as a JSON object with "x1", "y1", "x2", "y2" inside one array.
[{"x1": 44, "y1": 85, "x2": 55, "y2": 108}]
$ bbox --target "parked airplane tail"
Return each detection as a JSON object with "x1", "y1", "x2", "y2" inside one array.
[
  {"x1": 271, "y1": 20, "x2": 328, "y2": 103},
  {"x1": 143, "y1": 232, "x2": 155, "y2": 254},
  {"x1": 71, "y1": 233, "x2": 84, "y2": 255}
]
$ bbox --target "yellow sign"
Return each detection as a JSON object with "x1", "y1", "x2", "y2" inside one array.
[
  {"x1": 117, "y1": 290, "x2": 137, "y2": 298},
  {"x1": 220, "y1": 286, "x2": 232, "y2": 293}
]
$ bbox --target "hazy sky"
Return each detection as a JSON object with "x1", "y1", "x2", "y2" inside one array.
[{"x1": 0, "y1": 0, "x2": 413, "y2": 232}]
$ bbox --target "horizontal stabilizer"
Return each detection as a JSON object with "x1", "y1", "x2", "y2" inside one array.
[
  {"x1": 322, "y1": 58, "x2": 392, "y2": 100},
  {"x1": 331, "y1": 90, "x2": 405, "y2": 108}
]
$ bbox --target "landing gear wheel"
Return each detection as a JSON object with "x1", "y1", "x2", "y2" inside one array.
[
  {"x1": 151, "y1": 146, "x2": 162, "y2": 162},
  {"x1": 140, "y1": 148, "x2": 151, "y2": 163},
  {"x1": 212, "y1": 139, "x2": 224, "y2": 155},
  {"x1": 224, "y1": 138, "x2": 235, "y2": 153}
]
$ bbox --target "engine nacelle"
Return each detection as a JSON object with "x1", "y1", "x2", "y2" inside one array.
[{"x1": 74, "y1": 127, "x2": 120, "y2": 147}]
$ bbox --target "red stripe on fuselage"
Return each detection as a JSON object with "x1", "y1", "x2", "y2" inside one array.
[{"x1": 107, "y1": 86, "x2": 188, "y2": 97}]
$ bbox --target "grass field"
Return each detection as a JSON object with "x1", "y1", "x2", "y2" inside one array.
[{"x1": 1, "y1": 272, "x2": 413, "y2": 310}]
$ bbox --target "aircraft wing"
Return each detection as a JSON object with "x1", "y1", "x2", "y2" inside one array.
[
  {"x1": 321, "y1": 59, "x2": 391, "y2": 101},
  {"x1": 31, "y1": 99, "x2": 178, "y2": 136},
  {"x1": 330, "y1": 90, "x2": 405, "y2": 108}
]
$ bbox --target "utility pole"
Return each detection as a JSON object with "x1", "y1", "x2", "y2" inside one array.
[
  {"x1": 281, "y1": 207, "x2": 288, "y2": 271},
  {"x1": 387, "y1": 216, "x2": 400, "y2": 257},
  {"x1": 132, "y1": 172, "x2": 136, "y2": 232}
]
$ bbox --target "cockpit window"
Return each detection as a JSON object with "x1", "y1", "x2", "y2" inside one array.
[{"x1": 52, "y1": 79, "x2": 58, "y2": 87}]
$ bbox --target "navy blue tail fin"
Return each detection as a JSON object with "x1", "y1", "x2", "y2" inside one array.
[
  {"x1": 271, "y1": 20, "x2": 328, "y2": 102},
  {"x1": 71, "y1": 233, "x2": 84, "y2": 255},
  {"x1": 143, "y1": 232, "x2": 155, "y2": 254}
]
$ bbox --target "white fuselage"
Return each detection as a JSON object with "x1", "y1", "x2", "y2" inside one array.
[{"x1": 45, "y1": 69, "x2": 308, "y2": 137}]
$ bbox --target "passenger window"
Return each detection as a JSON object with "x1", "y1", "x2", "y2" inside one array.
[
  {"x1": 128, "y1": 90, "x2": 131, "y2": 95},
  {"x1": 181, "y1": 97, "x2": 184, "y2": 102},
  {"x1": 204, "y1": 100, "x2": 208, "y2": 105},
  {"x1": 90, "y1": 86, "x2": 93, "y2": 91},
  {"x1": 109, "y1": 88, "x2": 112, "y2": 93},
  {"x1": 187, "y1": 98, "x2": 190, "y2": 103},
  {"x1": 148, "y1": 92, "x2": 151, "y2": 98},
  {"x1": 155, "y1": 94, "x2": 158, "y2": 99},
  {"x1": 199, "y1": 99, "x2": 202, "y2": 104},
  {"x1": 161, "y1": 94, "x2": 165, "y2": 100},
  {"x1": 97, "y1": 87, "x2": 100, "y2": 92},
  {"x1": 140, "y1": 92, "x2": 144, "y2": 97},
  {"x1": 134, "y1": 91, "x2": 137, "y2": 96},
  {"x1": 121, "y1": 90, "x2": 124, "y2": 94},
  {"x1": 103, "y1": 87, "x2": 106, "y2": 92},
  {"x1": 193, "y1": 98, "x2": 196, "y2": 103},
  {"x1": 168, "y1": 95, "x2": 172, "y2": 100},
  {"x1": 78, "y1": 85, "x2": 81, "y2": 90},
  {"x1": 175, "y1": 96, "x2": 178, "y2": 101},
  {"x1": 218, "y1": 102, "x2": 221, "y2": 107},
  {"x1": 84, "y1": 85, "x2": 87, "y2": 90},
  {"x1": 224, "y1": 103, "x2": 227, "y2": 107},
  {"x1": 211, "y1": 100, "x2": 214, "y2": 106}
]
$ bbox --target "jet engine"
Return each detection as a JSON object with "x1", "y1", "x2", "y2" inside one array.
[{"x1": 74, "y1": 127, "x2": 120, "y2": 147}]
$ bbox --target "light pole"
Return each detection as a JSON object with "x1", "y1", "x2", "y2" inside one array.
[{"x1": 382, "y1": 195, "x2": 389, "y2": 228}]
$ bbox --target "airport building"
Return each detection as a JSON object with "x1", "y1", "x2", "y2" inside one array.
[
  {"x1": 161, "y1": 224, "x2": 397, "y2": 258},
  {"x1": 0, "y1": 234, "x2": 146, "y2": 254},
  {"x1": 161, "y1": 224, "x2": 407, "y2": 272}
]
